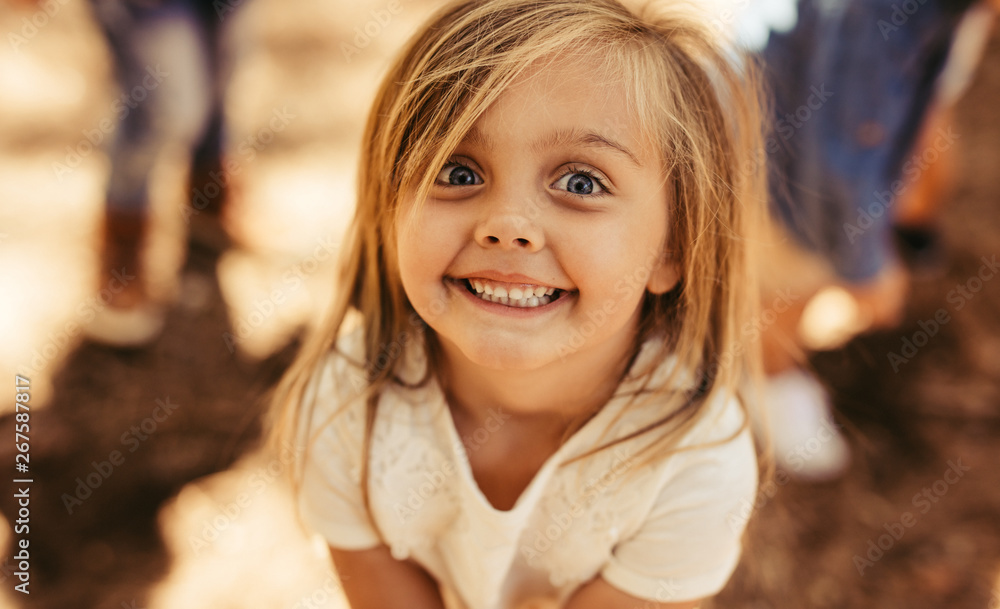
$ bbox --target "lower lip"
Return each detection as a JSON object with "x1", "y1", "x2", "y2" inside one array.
[{"x1": 447, "y1": 279, "x2": 571, "y2": 317}]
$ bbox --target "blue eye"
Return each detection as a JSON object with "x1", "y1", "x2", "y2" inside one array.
[
  {"x1": 436, "y1": 163, "x2": 482, "y2": 186},
  {"x1": 553, "y1": 169, "x2": 607, "y2": 196},
  {"x1": 567, "y1": 174, "x2": 593, "y2": 194}
]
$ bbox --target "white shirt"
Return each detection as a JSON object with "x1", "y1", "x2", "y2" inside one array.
[{"x1": 297, "y1": 327, "x2": 757, "y2": 609}]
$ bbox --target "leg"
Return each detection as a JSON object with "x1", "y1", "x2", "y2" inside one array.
[{"x1": 88, "y1": 0, "x2": 214, "y2": 346}]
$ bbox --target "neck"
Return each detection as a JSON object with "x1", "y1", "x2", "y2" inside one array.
[{"x1": 435, "y1": 329, "x2": 639, "y2": 439}]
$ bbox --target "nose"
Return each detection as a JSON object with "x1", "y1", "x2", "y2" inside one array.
[{"x1": 474, "y1": 200, "x2": 545, "y2": 252}]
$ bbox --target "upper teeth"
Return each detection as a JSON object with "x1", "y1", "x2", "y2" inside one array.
[{"x1": 468, "y1": 279, "x2": 556, "y2": 308}]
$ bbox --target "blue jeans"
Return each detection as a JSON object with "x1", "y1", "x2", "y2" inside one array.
[{"x1": 92, "y1": 0, "x2": 220, "y2": 213}]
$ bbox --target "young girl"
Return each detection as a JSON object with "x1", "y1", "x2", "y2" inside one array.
[{"x1": 270, "y1": 1, "x2": 767, "y2": 607}]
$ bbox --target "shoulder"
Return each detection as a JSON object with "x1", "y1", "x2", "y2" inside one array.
[
  {"x1": 682, "y1": 389, "x2": 754, "y2": 454},
  {"x1": 295, "y1": 324, "x2": 387, "y2": 550},
  {"x1": 299, "y1": 321, "x2": 440, "y2": 451},
  {"x1": 296, "y1": 323, "x2": 374, "y2": 455},
  {"x1": 615, "y1": 338, "x2": 755, "y2": 462},
  {"x1": 608, "y1": 345, "x2": 759, "y2": 520},
  {"x1": 596, "y1": 391, "x2": 757, "y2": 602},
  {"x1": 645, "y1": 375, "x2": 758, "y2": 497},
  {"x1": 305, "y1": 325, "x2": 364, "y2": 400},
  {"x1": 610, "y1": 382, "x2": 756, "y2": 501},
  {"x1": 663, "y1": 389, "x2": 758, "y2": 503}
]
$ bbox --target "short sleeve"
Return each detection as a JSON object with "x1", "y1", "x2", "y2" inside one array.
[
  {"x1": 296, "y1": 344, "x2": 382, "y2": 551},
  {"x1": 600, "y1": 397, "x2": 758, "y2": 603}
]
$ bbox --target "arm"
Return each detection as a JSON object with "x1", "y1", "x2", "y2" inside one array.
[
  {"x1": 330, "y1": 545, "x2": 447, "y2": 609},
  {"x1": 564, "y1": 577, "x2": 701, "y2": 609}
]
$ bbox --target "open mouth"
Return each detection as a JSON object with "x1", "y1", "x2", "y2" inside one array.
[{"x1": 460, "y1": 278, "x2": 567, "y2": 309}]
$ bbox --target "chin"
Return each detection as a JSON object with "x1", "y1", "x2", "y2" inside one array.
[{"x1": 453, "y1": 337, "x2": 561, "y2": 373}]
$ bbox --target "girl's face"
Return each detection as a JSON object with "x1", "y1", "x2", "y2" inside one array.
[{"x1": 396, "y1": 55, "x2": 678, "y2": 374}]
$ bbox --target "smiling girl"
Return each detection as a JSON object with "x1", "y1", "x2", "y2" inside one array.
[{"x1": 270, "y1": 1, "x2": 768, "y2": 607}]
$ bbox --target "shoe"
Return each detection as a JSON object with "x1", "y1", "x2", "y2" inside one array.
[
  {"x1": 84, "y1": 208, "x2": 165, "y2": 348},
  {"x1": 757, "y1": 367, "x2": 851, "y2": 481}
]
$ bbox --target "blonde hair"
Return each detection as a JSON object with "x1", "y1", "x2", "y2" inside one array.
[{"x1": 269, "y1": 0, "x2": 768, "y2": 527}]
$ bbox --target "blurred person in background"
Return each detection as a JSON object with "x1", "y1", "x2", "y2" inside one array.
[
  {"x1": 61, "y1": 0, "x2": 235, "y2": 347},
  {"x1": 743, "y1": 0, "x2": 998, "y2": 479}
]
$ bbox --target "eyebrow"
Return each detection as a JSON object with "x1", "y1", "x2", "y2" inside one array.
[{"x1": 463, "y1": 126, "x2": 642, "y2": 167}]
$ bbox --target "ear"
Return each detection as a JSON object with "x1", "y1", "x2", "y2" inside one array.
[{"x1": 646, "y1": 256, "x2": 680, "y2": 295}]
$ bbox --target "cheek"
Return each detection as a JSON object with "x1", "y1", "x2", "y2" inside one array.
[
  {"x1": 396, "y1": 208, "x2": 464, "y2": 293},
  {"x1": 621, "y1": 195, "x2": 670, "y2": 280},
  {"x1": 560, "y1": 212, "x2": 667, "y2": 326},
  {"x1": 397, "y1": 232, "x2": 438, "y2": 292},
  {"x1": 564, "y1": 220, "x2": 663, "y2": 291}
]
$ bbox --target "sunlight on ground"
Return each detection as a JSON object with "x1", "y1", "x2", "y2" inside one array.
[
  {"x1": 225, "y1": 147, "x2": 355, "y2": 256},
  {"x1": 151, "y1": 450, "x2": 348, "y2": 609},
  {"x1": 799, "y1": 286, "x2": 867, "y2": 351},
  {"x1": 217, "y1": 147, "x2": 353, "y2": 359},
  {"x1": 0, "y1": 154, "x2": 105, "y2": 411},
  {"x1": 0, "y1": 1, "x2": 111, "y2": 413},
  {"x1": 0, "y1": 51, "x2": 87, "y2": 116}
]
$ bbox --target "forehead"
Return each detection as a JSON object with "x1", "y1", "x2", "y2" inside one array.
[{"x1": 465, "y1": 51, "x2": 652, "y2": 160}]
